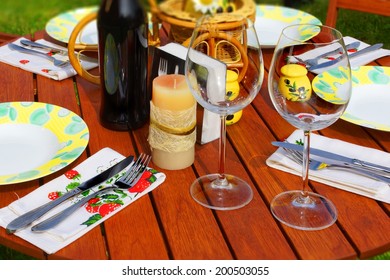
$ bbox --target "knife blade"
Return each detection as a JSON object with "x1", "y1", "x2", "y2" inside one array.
[
  {"x1": 299, "y1": 41, "x2": 361, "y2": 66},
  {"x1": 6, "y1": 155, "x2": 134, "y2": 234},
  {"x1": 272, "y1": 141, "x2": 390, "y2": 176},
  {"x1": 309, "y1": 43, "x2": 383, "y2": 71},
  {"x1": 20, "y1": 39, "x2": 67, "y2": 55}
]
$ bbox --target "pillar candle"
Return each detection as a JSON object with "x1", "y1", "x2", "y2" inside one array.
[{"x1": 149, "y1": 74, "x2": 196, "y2": 170}]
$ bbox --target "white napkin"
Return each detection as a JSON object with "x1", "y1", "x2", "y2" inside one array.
[
  {"x1": 266, "y1": 130, "x2": 390, "y2": 204},
  {"x1": 290, "y1": 36, "x2": 390, "y2": 73},
  {"x1": 0, "y1": 38, "x2": 98, "y2": 81},
  {"x1": 158, "y1": 43, "x2": 221, "y2": 144},
  {"x1": 0, "y1": 148, "x2": 166, "y2": 254}
]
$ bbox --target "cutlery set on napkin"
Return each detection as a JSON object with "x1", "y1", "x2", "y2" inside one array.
[
  {"x1": 0, "y1": 37, "x2": 98, "y2": 80},
  {"x1": 267, "y1": 130, "x2": 390, "y2": 204},
  {"x1": 289, "y1": 36, "x2": 390, "y2": 73},
  {"x1": 0, "y1": 148, "x2": 166, "y2": 254}
]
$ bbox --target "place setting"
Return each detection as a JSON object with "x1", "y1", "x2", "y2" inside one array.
[
  {"x1": 0, "y1": 92, "x2": 166, "y2": 256},
  {"x1": 285, "y1": 34, "x2": 390, "y2": 131},
  {"x1": 0, "y1": 147, "x2": 166, "y2": 254},
  {"x1": 0, "y1": 4, "x2": 168, "y2": 254},
  {"x1": 265, "y1": 22, "x2": 390, "y2": 230},
  {"x1": 0, "y1": 37, "x2": 98, "y2": 80}
]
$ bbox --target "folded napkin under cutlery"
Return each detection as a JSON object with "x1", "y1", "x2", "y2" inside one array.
[
  {"x1": 267, "y1": 130, "x2": 390, "y2": 204},
  {"x1": 0, "y1": 37, "x2": 98, "y2": 80},
  {"x1": 289, "y1": 36, "x2": 390, "y2": 73},
  {"x1": 0, "y1": 148, "x2": 166, "y2": 254}
]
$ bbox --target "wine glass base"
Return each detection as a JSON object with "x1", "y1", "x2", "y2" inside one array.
[
  {"x1": 190, "y1": 173, "x2": 253, "y2": 210},
  {"x1": 270, "y1": 190, "x2": 337, "y2": 231}
]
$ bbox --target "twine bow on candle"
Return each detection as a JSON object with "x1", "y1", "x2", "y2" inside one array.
[{"x1": 149, "y1": 102, "x2": 196, "y2": 153}]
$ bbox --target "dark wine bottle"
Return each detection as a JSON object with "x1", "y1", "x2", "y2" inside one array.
[{"x1": 97, "y1": 0, "x2": 149, "y2": 130}]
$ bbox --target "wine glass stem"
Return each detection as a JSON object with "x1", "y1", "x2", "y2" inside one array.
[
  {"x1": 218, "y1": 115, "x2": 227, "y2": 181},
  {"x1": 302, "y1": 130, "x2": 311, "y2": 196}
]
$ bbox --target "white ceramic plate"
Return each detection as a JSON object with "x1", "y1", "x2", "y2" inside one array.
[
  {"x1": 0, "y1": 102, "x2": 89, "y2": 184},
  {"x1": 45, "y1": 6, "x2": 155, "y2": 45},
  {"x1": 255, "y1": 5, "x2": 321, "y2": 48},
  {"x1": 45, "y1": 6, "x2": 98, "y2": 44},
  {"x1": 341, "y1": 66, "x2": 390, "y2": 131}
]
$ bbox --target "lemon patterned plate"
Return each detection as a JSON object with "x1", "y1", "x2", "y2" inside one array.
[
  {"x1": 254, "y1": 5, "x2": 321, "y2": 48},
  {"x1": 0, "y1": 102, "x2": 89, "y2": 185},
  {"x1": 45, "y1": 6, "x2": 98, "y2": 44},
  {"x1": 313, "y1": 66, "x2": 390, "y2": 131}
]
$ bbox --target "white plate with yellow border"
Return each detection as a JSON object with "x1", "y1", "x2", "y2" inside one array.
[
  {"x1": 0, "y1": 102, "x2": 89, "y2": 184},
  {"x1": 45, "y1": 6, "x2": 155, "y2": 45},
  {"x1": 255, "y1": 5, "x2": 321, "y2": 48},
  {"x1": 312, "y1": 66, "x2": 390, "y2": 131},
  {"x1": 45, "y1": 6, "x2": 98, "y2": 44}
]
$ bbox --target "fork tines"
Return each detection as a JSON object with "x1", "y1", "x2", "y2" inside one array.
[
  {"x1": 116, "y1": 154, "x2": 151, "y2": 188},
  {"x1": 158, "y1": 58, "x2": 168, "y2": 76}
]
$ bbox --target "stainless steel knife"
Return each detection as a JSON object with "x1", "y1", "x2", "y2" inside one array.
[
  {"x1": 299, "y1": 41, "x2": 361, "y2": 67},
  {"x1": 272, "y1": 141, "x2": 390, "y2": 176},
  {"x1": 20, "y1": 39, "x2": 67, "y2": 55},
  {"x1": 6, "y1": 155, "x2": 134, "y2": 234},
  {"x1": 309, "y1": 43, "x2": 383, "y2": 71}
]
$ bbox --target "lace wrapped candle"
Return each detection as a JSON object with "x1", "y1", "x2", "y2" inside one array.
[{"x1": 149, "y1": 74, "x2": 196, "y2": 170}]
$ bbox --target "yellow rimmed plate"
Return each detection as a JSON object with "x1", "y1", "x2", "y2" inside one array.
[
  {"x1": 45, "y1": 6, "x2": 98, "y2": 44},
  {"x1": 343, "y1": 66, "x2": 390, "y2": 131},
  {"x1": 255, "y1": 5, "x2": 322, "y2": 48},
  {"x1": 45, "y1": 6, "x2": 155, "y2": 45},
  {"x1": 313, "y1": 66, "x2": 390, "y2": 131},
  {"x1": 0, "y1": 102, "x2": 89, "y2": 184},
  {"x1": 312, "y1": 67, "x2": 351, "y2": 105}
]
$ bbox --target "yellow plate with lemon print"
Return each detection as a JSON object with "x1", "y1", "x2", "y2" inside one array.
[
  {"x1": 313, "y1": 66, "x2": 390, "y2": 131},
  {"x1": 255, "y1": 5, "x2": 321, "y2": 48},
  {"x1": 0, "y1": 102, "x2": 89, "y2": 185}
]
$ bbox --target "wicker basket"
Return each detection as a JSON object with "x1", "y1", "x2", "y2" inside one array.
[
  {"x1": 148, "y1": 0, "x2": 256, "y2": 80},
  {"x1": 149, "y1": 0, "x2": 256, "y2": 44}
]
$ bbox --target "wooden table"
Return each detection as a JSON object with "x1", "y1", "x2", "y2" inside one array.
[{"x1": 0, "y1": 28, "x2": 389, "y2": 260}]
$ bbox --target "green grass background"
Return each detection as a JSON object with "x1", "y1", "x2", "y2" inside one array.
[{"x1": 0, "y1": 0, "x2": 388, "y2": 259}]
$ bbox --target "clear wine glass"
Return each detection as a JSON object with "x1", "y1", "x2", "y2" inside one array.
[
  {"x1": 268, "y1": 24, "x2": 352, "y2": 230},
  {"x1": 184, "y1": 14, "x2": 264, "y2": 210}
]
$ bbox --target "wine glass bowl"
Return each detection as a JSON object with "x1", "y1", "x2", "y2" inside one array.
[
  {"x1": 268, "y1": 24, "x2": 352, "y2": 230},
  {"x1": 185, "y1": 14, "x2": 264, "y2": 210}
]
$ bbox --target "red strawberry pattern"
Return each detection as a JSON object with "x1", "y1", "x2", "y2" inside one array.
[
  {"x1": 48, "y1": 191, "x2": 63, "y2": 200},
  {"x1": 98, "y1": 203, "x2": 121, "y2": 217},
  {"x1": 65, "y1": 170, "x2": 80, "y2": 180},
  {"x1": 19, "y1": 59, "x2": 29, "y2": 64},
  {"x1": 47, "y1": 165, "x2": 160, "y2": 228},
  {"x1": 128, "y1": 170, "x2": 153, "y2": 193},
  {"x1": 85, "y1": 197, "x2": 101, "y2": 213}
]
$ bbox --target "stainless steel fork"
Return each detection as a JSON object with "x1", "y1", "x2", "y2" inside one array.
[
  {"x1": 8, "y1": 43, "x2": 70, "y2": 67},
  {"x1": 158, "y1": 58, "x2": 168, "y2": 76},
  {"x1": 294, "y1": 41, "x2": 360, "y2": 68},
  {"x1": 31, "y1": 154, "x2": 152, "y2": 231},
  {"x1": 284, "y1": 148, "x2": 390, "y2": 184}
]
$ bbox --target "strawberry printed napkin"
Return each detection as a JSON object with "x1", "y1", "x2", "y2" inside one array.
[
  {"x1": 0, "y1": 148, "x2": 166, "y2": 254},
  {"x1": 0, "y1": 37, "x2": 98, "y2": 80}
]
